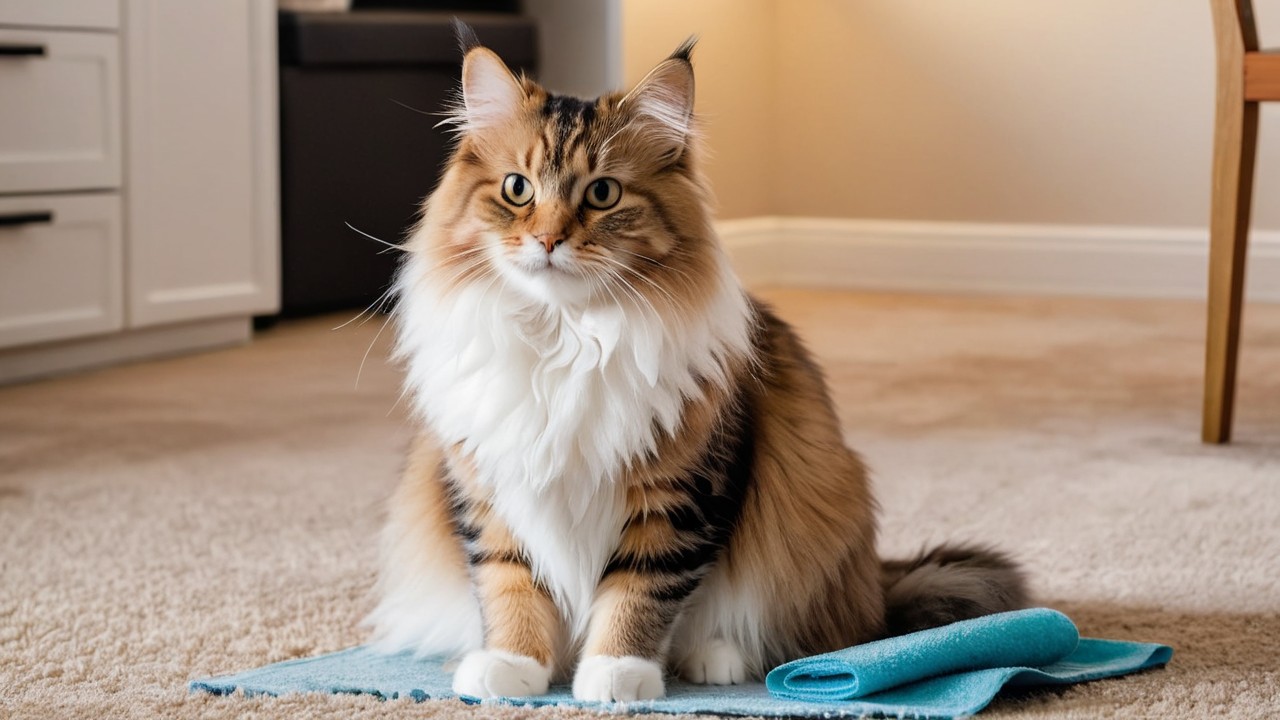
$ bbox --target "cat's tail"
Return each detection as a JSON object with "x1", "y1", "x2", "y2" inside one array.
[{"x1": 879, "y1": 543, "x2": 1029, "y2": 637}]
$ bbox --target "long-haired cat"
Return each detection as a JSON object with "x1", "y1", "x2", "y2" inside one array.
[{"x1": 368, "y1": 30, "x2": 1027, "y2": 702}]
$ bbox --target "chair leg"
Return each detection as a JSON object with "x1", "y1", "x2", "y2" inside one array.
[{"x1": 1202, "y1": 98, "x2": 1258, "y2": 444}]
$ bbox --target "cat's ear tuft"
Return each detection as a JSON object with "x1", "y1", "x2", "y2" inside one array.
[
  {"x1": 621, "y1": 43, "x2": 697, "y2": 161},
  {"x1": 453, "y1": 18, "x2": 481, "y2": 55},
  {"x1": 668, "y1": 36, "x2": 697, "y2": 64},
  {"x1": 458, "y1": 45, "x2": 524, "y2": 132}
]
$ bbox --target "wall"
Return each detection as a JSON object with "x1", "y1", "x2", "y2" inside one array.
[
  {"x1": 775, "y1": 0, "x2": 1280, "y2": 229},
  {"x1": 621, "y1": 0, "x2": 778, "y2": 220},
  {"x1": 525, "y1": 0, "x2": 623, "y2": 98},
  {"x1": 623, "y1": 0, "x2": 1280, "y2": 232}
]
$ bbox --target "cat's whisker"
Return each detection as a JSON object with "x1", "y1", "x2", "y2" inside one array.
[
  {"x1": 470, "y1": 268, "x2": 505, "y2": 332},
  {"x1": 385, "y1": 380, "x2": 412, "y2": 418},
  {"x1": 345, "y1": 222, "x2": 407, "y2": 253},
  {"x1": 438, "y1": 253, "x2": 495, "y2": 289},
  {"x1": 456, "y1": 262, "x2": 497, "y2": 290},
  {"x1": 437, "y1": 244, "x2": 489, "y2": 261},
  {"x1": 598, "y1": 255, "x2": 681, "y2": 309},
  {"x1": 333, "y1": 285, "x2": 395, "y2": 331},
  {"x1": 389, "y1": 97, "x2": 437, "y2": 117},
  {"x1": 427, "y1": 245, "x2": 490, "y2": 271},
  {"x1": 589, "y1": 267, "x2": 627, "y2": 313},
  {"x1": 609, "y1": 247, "x2": 699, "y2": 298},
  {"x1": 366, "y1": 283, "x2": 399, "y2": 324},
  {"x1": 440, "y1": 260, "x2": 488, "y2": 288},
  {"x1": 612, "y1": 247, "x2": 694, "y2": 282},
  {"x1": 354, "y1": 309, "x2": 394, "y2": 390},
  {"x1": 595, "y1": 262, "x2": 637, "y2": 303},
  {"x1": 599, "y1": 264, "x2": 661, "y2": 331},
  {"x1": 390, "y1": 244, "x2": 488, "y2": 276}
]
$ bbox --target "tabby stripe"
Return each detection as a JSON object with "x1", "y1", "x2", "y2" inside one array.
[
  {"x1": 603, "y1": 536, "x2": 718, "y2": 576},
  {"x1": 454, "y1": 522, "x2": 481, "y2": 543},
  {"x1": 661, "y1": 502, "x2": 708, "y2": 533},
  {"x1": 628, "y1": 187, "x2": 680, "y2": 242},
  {"x1": 540, "y1": 127, "x2": 557, "y2": 171},
  {"x1": 597, "y1": 207, "x2": 645, "y2": 234},
  {"x1": 560, "y1": 173, "x2": 579, "y2": 204},
  {"x1": 647, "y1": 572, "x2": 704, "y2": 603},
  {"x1": 439, "y1": 460, "x2": 488, "y2": 547},
  {"x1": 543, "y1": 94, "x2": 597, "y2": 171},
  {"x1": 485, "y1": 197, "x2": 516, "y2": 222},
  {"x1": 468, "y1": 548, "x2": 528, "y2": 567},
  {"x1": 578, "y1": 98, "x2": 597, "y2": 128},
  {"x1": 447, "y1": 177, "x2": 492, "y2": 228},
  {"x1": 694, "y1": 392, "x2": 758, "y2": 546},
  {"x1": 562, "y1": 128, "x2": 588, "y2": 167}
]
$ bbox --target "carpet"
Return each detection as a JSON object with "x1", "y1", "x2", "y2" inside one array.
[{"x1": 1, "y1": 288, "x2": 1278, "y2": 719}]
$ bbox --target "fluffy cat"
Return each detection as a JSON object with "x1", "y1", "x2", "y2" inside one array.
[{"x1": 367, "y1": 30, "x2": 1027, "y2": 703}]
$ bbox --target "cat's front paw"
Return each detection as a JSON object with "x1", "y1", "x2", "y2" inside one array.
[
  {"x1": 572, "y1": 655, "x2": 665, "y2": 702},
  {"x1": 678, "y1": 638, "x2": 748, "y2": 685},
  {"x1": 452, "y1": 649, "x2": 551, "y2": 698}
]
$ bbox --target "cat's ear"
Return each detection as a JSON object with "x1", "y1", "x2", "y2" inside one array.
[
  {"x1": 459, "y1": 44, "x2": 525, "y2": 132},
  {"x1": 621, "y1": 38, "x2": 697, "y2": 160}
]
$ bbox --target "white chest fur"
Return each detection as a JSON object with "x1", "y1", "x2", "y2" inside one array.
[{"x1": 394, "y1": 250, "x2": 752, "y2": 634}]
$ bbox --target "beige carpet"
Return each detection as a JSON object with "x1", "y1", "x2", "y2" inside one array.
[{"x1": 2, "y1": 288, "x2": 1278, "y2": 719}]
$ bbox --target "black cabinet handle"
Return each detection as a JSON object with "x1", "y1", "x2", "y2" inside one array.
[
  {"x1": 0, "y1": 44, "x2": 46, "y2": 57},
  {"x1": 0, "y1": 211, "x2": 55, "y2": 227}
]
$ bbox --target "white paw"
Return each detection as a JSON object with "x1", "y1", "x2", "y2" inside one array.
[
  {"x1": 572, "y1": 655, "x2": 665, "y2": 702},
  {"x1": 451, "y1": 649, "x2": 551, "y2": 698},
  {"x1": 678, "y1": 639, "x2": 748, "y2": 685}
]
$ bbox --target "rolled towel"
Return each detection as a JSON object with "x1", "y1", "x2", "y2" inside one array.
[{"x1": 766, "y1": 608, "x2": 1080, "y2": 701}]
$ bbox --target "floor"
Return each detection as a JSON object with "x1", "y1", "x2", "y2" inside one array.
[{"x1": 1, "y1": 288, "x2": 1278, "y2": 719}]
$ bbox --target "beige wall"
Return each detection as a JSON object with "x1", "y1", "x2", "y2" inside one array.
[
  {"x1": 624, "y1": 0, "x2": 1280, "y2": 229},
  {"x1": 622, "y1": 0, "x2": 777, "y2": 219},
  {"x1": 525, "y1": 0, "x2": 622, "y2": 98}
]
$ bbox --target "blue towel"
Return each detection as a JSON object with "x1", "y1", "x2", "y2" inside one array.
[
  {"x1": 190, "y1": 609, "x2": 1171, "y2": 719},
  {"x1": 767, "y1": 608, "x2": 1081, "y2": 700}
]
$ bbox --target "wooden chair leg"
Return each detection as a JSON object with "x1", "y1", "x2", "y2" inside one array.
[{"x1": 1202, "y1": 96, "x2": 1258, "y2": 444}]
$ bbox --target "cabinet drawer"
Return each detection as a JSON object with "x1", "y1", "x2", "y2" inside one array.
[
  {"x1": 0, "y1": 194, "x2": 123, "y2": 349},
  {"x1": 0, "y1": 28, "x2": 121, "y2": 193},
  {"x1": 0, "y1": 1, "x2": 120, "y2": 31}
]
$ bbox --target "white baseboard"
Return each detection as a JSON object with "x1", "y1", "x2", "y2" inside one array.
[
  {"x1": 0, "y1": 316, "x2": 251, "y2": 386},
  {"x1": 718, "y1": 216, "x2": 1280, "y2": 302}
]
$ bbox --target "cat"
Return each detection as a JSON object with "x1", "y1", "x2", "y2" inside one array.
[{"x1": 367, "y1": 28, "x2": 1028, "y2": 703}]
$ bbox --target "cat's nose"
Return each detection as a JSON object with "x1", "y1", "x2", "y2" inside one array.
[{"x1": 536, "y1": 233, "x2": 565, "y2": 254}]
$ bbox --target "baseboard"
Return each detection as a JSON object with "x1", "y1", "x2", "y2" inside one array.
[
  {"x1": 0, "y1": 316, "x2": 252, "y2": 386},
  {"x1": 718, "y1": 216, "x2": 1280, "y2": 302}
]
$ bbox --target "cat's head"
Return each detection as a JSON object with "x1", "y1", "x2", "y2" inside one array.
[{"x1": 414, "y1": 33, "x2": 719, "y2": 309}]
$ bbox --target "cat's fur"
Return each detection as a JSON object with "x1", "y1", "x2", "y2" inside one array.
[{"x1": 367, "y1": 32, "x2": 1028, "y2": 702}]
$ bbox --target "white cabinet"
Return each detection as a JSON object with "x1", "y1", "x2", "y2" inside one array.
[
  {"x1": 124, "y1": 0, "x2": 279, "y2": 327},
  {"x1": 0, "y1": 0, "x2": 279, "y2": 383},
  {"x1": 0, "y1": 194, "x2": 123, "y2": 347},
  {"x1": 0, "y1": 1, "x2": 120, "y2": 31},
  {"x1": 0, "y1": 28, "x2": 121, "y2": 193}
]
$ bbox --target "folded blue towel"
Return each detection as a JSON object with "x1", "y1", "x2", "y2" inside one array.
[
  {"x1": 767, "y1": 608, "x2": 1081, "y2": 700},
  {"x1": 190, "y1": 608, "x2": 1171, "y2": 719}
]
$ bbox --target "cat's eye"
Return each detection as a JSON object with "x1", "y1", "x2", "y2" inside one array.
[
  {"x1": 501, "y1": 173, "x2": 534, "y2": 206},
  {"x1": 583, "y1": 178, "x2": 622, "y2": 210}
]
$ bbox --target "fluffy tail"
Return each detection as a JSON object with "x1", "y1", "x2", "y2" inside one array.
[{"x1": 880, "y1": 543, "x2": 1029, "y2": 637}]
